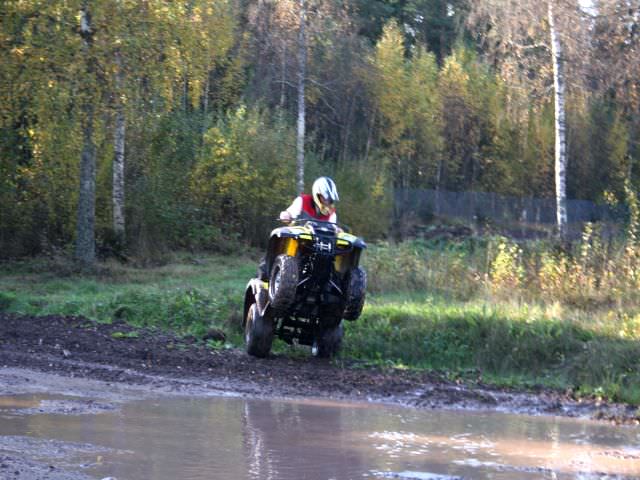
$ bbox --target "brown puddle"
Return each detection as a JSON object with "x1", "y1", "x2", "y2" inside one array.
[{"x1": 0, "y1": 394, "x2": 639, "y2": 479}]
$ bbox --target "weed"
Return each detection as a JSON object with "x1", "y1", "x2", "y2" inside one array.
[
  {"x1": 0, "y1": 291, "x2": 16, "y2": 311},
  {"x1": 111, "y1": 331, "x2": 140, "y2": 339}
]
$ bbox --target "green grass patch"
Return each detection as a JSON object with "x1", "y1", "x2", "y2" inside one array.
[
  {"x1": 344, "y1": 295, "x2": 640, "y2": 404},
  {"x1": 111, "y1": 330, "x2": 140, "y2": 339},
  {"x1": 0, "y1": 253, "x2": 255, "y2": 338}
]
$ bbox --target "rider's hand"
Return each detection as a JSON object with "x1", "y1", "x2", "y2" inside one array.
[{"x1": 279, "y1": 211, "x2": 292, "y2": 222}]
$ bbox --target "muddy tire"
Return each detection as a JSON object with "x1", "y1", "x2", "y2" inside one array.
[
  {"x1": 343, "y1": 267, "x2": 366, "y2": 320},
  {"x1": 268, "y1": 254, "x2": 299, "y2": 311},
  {"x1": 245, "y1": 303, "x2": 273, "y2": 358},
  {"x1": 313, "y1": 322, "x2": 343, "y2": 358}
]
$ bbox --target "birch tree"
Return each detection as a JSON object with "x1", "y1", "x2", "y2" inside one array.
[
  {"x1": 113, "y1": 49, "x2": 126, "y2": 245},
  {"x1": 75, "y1": 1, "x2": 97, "y2": 264},
  {"x1": 469, "y1": 0, "x2": 589, "y2": 238},
  {"x1": 296, "y1": 0, "x2": 307, "y2": 194},
  {"x1": 245, "y1": 0, "x2": 350, "y2": 193},
  {"x1": 109, "y1": 1, "x2": 234, "y2": 248}
]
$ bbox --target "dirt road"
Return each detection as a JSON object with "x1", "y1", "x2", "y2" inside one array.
[{"x1": 0, "y1": 313, "x2": 637, "y2": 423}]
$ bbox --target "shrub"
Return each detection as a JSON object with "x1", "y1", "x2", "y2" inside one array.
[{"x1": 190, "y1": 106, "x2": 296, "y2": 248}]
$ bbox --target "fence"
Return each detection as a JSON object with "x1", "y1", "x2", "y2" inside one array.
[{"x1": 395, "y1": 188, "x2": 624, "y2": 239}]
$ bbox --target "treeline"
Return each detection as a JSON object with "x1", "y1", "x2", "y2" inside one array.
[{"x1": 1, "y1": 1, "x2": 638, "y2": 260}]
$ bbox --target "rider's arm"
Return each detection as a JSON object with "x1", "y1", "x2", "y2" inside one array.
[
  {"x1": 329, "y1": 211, "x2": 337, "y2": 223},
  {"x1": 280, "y1": 196, "x2": 303, "y2": 221}
]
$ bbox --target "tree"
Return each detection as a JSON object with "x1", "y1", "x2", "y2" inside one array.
[
  {"x1": 591, "y1": 0, "x2": 640, "y2": 184},
  {"x1": 0, "y1": 0, "x2": 237, "y2": 260},
  {"x1": 244, "y1": 0, "x2": 355, "y2": 191},
  {"x1": 75, "y1": 1, "x2": 97, "y2": 264},
  {"x1": 371, "y1": 21, "x2": 442, "y2": 226},
  {"x1": 112, "y1": 49, "x2": 125, "y2": 246},
  {"x1": 438, "y1": 51, "x2": 479, "y2": 191},
  {"x1": 108, "y1": 0, "x2": 235, "y2": 248},
  {"x1": 352, "y1": 0, "x2": 470, "y2": 61},
  {"x1": 469, "y1": 0, "x2": 590, "y2": 238},
  {"x1": 296, "y1": 0, "x2": 307, "y2": 194}
]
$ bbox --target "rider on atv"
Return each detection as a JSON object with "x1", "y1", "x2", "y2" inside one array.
[
  {"x1": 259, "y1": 177, "x2": 340, "y2": 281},
  {"x1": 279, "y1": 176, "x2": 339, "y2": 224},
  {"x1": 246, "y1": 176, "x2": 366, "y2": 358}
]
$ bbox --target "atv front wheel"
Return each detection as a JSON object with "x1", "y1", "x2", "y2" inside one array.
[
  {"x1": 312, "y1": 322, "x2": 344, "y2": 358},
  {"x1": 268, "y1": 254, "x2": 299, "y2": 311},
  {"x1": 343, "y1": 267, "x2": 367, "y2": 320},
  {"x1": 245, "y1": 303, "x2": 273, "y2": 358}
]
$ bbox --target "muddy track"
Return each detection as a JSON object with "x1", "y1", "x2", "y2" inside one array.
[{"x1": 0, "y1": 313, "x2": 637, "y2": 424}]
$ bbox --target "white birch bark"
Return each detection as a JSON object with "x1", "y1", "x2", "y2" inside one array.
[
  {"x1": 75, "y1": 1, "x2": 97, "y2": 264},
  {"x1": 113, "y1": 49, "x2": 126, "y2": 245},
  {"x1": 296, "y1": 0, "x2": 307, "y2": 194},
  {"x1": 549, "y1": 1, "x2": 568, "y2": 239}
]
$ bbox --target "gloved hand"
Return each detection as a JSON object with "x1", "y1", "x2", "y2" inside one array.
[{"x1": 279, "y1": 211, "x2": 292, "y2": 222}]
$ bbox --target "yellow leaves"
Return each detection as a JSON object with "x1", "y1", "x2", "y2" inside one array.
[
  {"x1": 192, "y1": 6, "x2": 202, "y2": 22},
  {"x1": 371, "y1": 21, "x2": 442, "y2": 181},
  {"x1": 11, "y1": 47, "x2": 25, "y2": 57},
  {"x1": 489, "y1": 237, "x2": 525, "y2": 294},
  {"x1": 440, "y1": 54, "x2": 470, "y2": 99}
]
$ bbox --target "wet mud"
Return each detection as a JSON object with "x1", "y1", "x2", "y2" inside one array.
[{"x1": 0, "y1": 313, "x2": 638, "y2": 424}]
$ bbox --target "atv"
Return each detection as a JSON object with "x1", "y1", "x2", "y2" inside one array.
[{"x1": 243, "y1": 215, "x2": 367, "y2": 358}]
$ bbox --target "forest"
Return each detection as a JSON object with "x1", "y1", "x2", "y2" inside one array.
[{"x1": 1, "y1": 0, "x2": 639, "y2": 261}]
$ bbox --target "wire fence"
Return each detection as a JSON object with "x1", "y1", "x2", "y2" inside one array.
[{"x1": 395, "y1": 188, "x2": 625, "y2": 239}]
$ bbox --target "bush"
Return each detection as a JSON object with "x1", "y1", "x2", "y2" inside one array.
[
  {"x1": 0, "y1": 291, "x2": 16, "y2": 311},
  {"x1": 362, "y1": 239, "x2": 481, "y2": 299},
  {"x1": 191, "y1": 106, "x2": 296, "y2": 248}
]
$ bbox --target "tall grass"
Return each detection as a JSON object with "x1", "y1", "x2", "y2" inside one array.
[{"x1": 357, "y1": 188, "x2": 640, "y2": 403}]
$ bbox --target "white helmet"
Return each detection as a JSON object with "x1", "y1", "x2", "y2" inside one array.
[{"x1": 312, "y1": 176, "x2": 339, "y2": 215}]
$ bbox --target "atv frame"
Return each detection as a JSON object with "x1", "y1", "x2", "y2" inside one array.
[{"x1": 243, "y1": 217, "x2": 367, "y2": 358}]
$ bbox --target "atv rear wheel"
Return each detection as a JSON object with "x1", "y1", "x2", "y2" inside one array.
[
  {"x1": 268, "y1": 254, "x2": 299, "y2": 311},
  {"x1": 245, "y1": 303, "x2": 273, "y2": 358},
  {"x1": 343, "y1": 267, "x2": 367, "y2": 320},
  {"x1": 312, "y1": 322, "x2": 343, "y2": 358}
]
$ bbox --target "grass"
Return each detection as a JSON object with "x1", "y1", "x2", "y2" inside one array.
[
  {"x1": 1, "y1": 237, "x2": 640, "y2": 405},
  {"x1": 0, "y1": 253, "x2": 255, "y2": 340},
  {"x1": 344, "y1": 295, "x2": 640, "y2": 404}
]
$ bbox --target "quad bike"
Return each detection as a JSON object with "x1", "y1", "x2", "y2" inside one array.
[{"x1": 243, "y1": 215, "x2": 367, "y2": 358}]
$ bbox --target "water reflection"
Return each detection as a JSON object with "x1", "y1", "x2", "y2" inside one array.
[{"x1": 0, "y1": 394, "x2": 638, "y2": 480}]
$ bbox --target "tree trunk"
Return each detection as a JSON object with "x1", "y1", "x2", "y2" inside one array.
[
  {"x1": 435, "y1": 156, "x2": 443, "y2": 215},
  {"x1": 75, "y1": 3, "x2": 96, "y2": 265},
  {"x1": 549, "y1": 1, "x2": 568, "y2": 239},
  {"x1": 364, "y1": 108, "x2": 376, "y2": 163},
  {"x1": 280, "y1": 40, "x2": 287, "y2": 110},
  {"x1": 113, "y1": 50, "x2": 126, "y2": 246},
  {"x1": 296, "y1": 0, "x2": 307, "y2": 194}
]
